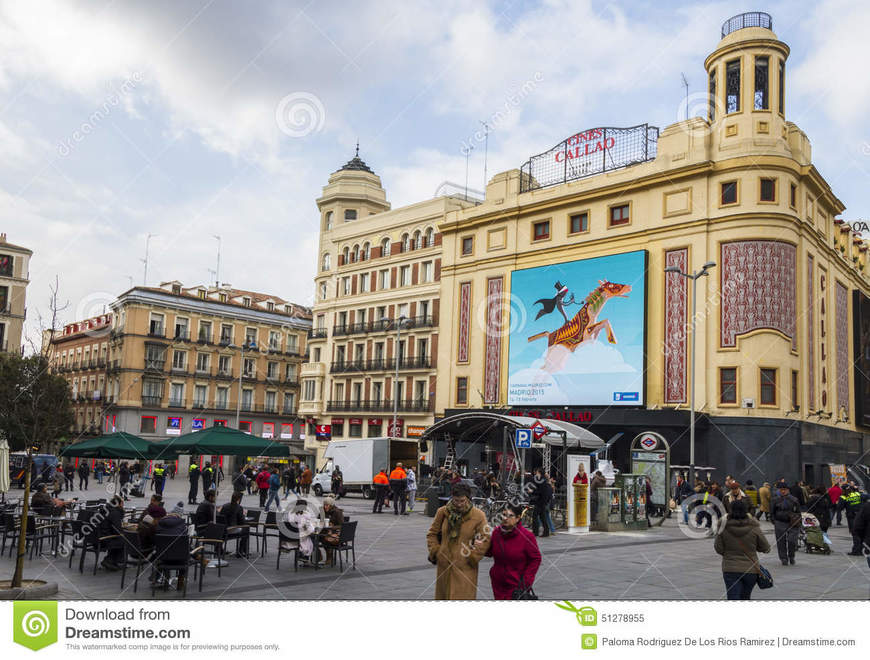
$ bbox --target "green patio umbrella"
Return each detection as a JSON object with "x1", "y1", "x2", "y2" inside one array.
[
  {"x1": 147, "y1": 425, "x2": 290, "y2": 460},
  {"x1": 59, "y1": 432, "x2": 154, "y2": 460}
]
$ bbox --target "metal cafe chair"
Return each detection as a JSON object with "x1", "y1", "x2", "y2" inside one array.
[
  {"x1": 120, "y1": 529, "x2": 152, "y2": 593},
  {"x1": 331, "y1": 520, "x2": 357, "y2": 571},
  {"x1": 151, "y1": 534, "x2": 204, "y2": 598},
  {"x1": 194, "y1": 523, "x2": 227, "y2": 577}
]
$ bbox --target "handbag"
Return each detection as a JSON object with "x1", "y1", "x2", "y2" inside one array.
[
  {"x1": 756, "y1": 564, "x2": 774, "y2": 589},
  {"x1": 511, "y1": 577, "x2": 538, "y2": 600}
]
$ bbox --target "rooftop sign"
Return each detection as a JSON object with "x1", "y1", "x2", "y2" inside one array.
[{"x1": 519, "y1": 124, "x2": 658, "y2": 193}]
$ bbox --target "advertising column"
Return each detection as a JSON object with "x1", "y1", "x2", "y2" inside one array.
[{"x1": 567, "y1": 454, "x2": 591, "y2": 531}]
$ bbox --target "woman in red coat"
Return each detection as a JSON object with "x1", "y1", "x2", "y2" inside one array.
[{"x1": 483, "y1": 503, "x2": 542, "y2": 599}]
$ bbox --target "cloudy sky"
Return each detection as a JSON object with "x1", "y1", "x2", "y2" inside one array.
[{"x1": 1, "y1": 0, "x2": 869, "y2": 347}]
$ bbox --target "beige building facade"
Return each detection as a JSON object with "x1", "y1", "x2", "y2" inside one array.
[{"x1": 0, "y1": 233, "x2": 32, "y2": 354}]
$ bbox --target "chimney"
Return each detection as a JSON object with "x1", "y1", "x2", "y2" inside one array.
[{"x1": 0, "y1": 233, "x2": 6, "y2": 243}]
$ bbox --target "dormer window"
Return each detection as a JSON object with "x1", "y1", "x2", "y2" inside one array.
[
  {"x1": 243, "y1": 297, "x2": 251, "y2": 307},
  {"x1": 219, "y1": 293, "x2": 227, "y2": 302},
  {"x1": 267, "y1": 302, "x2": 274, "y2": 311},
  {"x1": 198, "y1": 289, "x2": 206, "y2": 299},
  {"x1": 172, "y1": 284, "x2": 181, "y2": 295},
  {"x1": 284, "y1": 305, "x2": 291, "y2": 314}
]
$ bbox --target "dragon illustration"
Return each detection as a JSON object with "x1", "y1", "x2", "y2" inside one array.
[{"x1": 528, "y1": 280, "x2": 631, "y2": 353}]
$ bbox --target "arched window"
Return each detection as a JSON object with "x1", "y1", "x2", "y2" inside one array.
[
  {"x1": 401, "y1": 233, "x2": 410, "y2": 252},
  {"x1": 351, "y1": 245, "x2": 360, "y2": 262},
  {"x1": 362, "y1": 242, "x2": 370, "y2": 260},
  {"x1": 342, "y1": 246, "x2": 350, "y2": 263},
  {"x1": 319, "y1": 282, "x2": 327, "y2": 300},
  {"x1": 325, "y1": 211, "x2": 333, "y2": 230},
  {"x1": 425, "y1": 227, "x2": 434, "y2": 247},
  {"x1": 381, "y1": 237, "x2": 391, "y2": 255},
  {"x1": 321, "y1": 253, "x2": 331, "y2": 271},
  {"x1": 413, "y1": 230, "x2": 422, "y2": 250}
]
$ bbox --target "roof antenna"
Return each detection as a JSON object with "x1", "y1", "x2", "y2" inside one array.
[
  {"x1": 355, "y1": 139, "x2": 359, "y2": 157},
  {"x1": 681, "y1": 73, "x2": 689, "y2": 120}
]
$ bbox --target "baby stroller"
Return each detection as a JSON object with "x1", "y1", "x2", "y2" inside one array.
[{"x1": 798, "y1": 513, "x2": 832, "y2": 554}]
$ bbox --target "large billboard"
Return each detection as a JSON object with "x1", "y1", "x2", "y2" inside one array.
[
  {"x1": 852, "y1": 290, "x2": 870, "y2": 428},
  {"x1": 508, "y1": 250, "x2": 647, "y2": 406}
]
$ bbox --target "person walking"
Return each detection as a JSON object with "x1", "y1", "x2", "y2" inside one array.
[
  {"x1": 63, "y1": 462, "x2": 75, "y2": 491},
  {"x1": 77, "y1": 461, "x2": 90, "y2": 490},
  {"x1": 232, "y1": 467, "x2": 248, "y2": 494},
  {"x1": 94, "y1": 461, "x2": 104, "y2": 485},
  {"x1": 299, "y1": 464, "x2": 313, "y2": 495},
  {"x1": 282, "y1": 466, "x2": 294, "y2": 497},
  {"x1": 426, "y1": 483, "x2": 488, "y2": 600},
  {"x1": 828, "y1": 481, "x2": 843, "y2": 526},
  {"x1": 758, "y1": 482, "x2": 772, "y2": 521},
  {"x1": 201, "y1": 462, "x2": 215, "y2": 493},
  {"x1": 265, "y1": 468, "x2": 282, "y2": 511},
  {"x1": 478, "y1": 502, "x2": 541, "y2": 600},
  {"x1": 853, "y1": 498, "x2": 870, "y2": 568},
  {"x1": 841, "y1": 484, "x2": 865, "y2": 555},
  {"x1": 770, "y1": 480, "x2": 801, "y2": 565},
  {"x1": 406, "y1": 467, "x2": 417, "y2": 512},
  {"x1": 806, "y1": 487, "x2": 831, "y2": 532},
  {"x1": 244, "y1": 464, "x2": 255, "y2": 494},
  {"x1": 723, "y1": 480, "x2": 754, "y2": 516},
  {"x1": 372, "y1": 469, "x2": 389, "y2": 513},
  {"x1": 256, "y1": 467, "x2": 272, "y2": 508},
  {"x1": 187, "y1": 462, "x2": 201, "y2": 505},
  {"x1": 331, "y1": 466, "x2": 343, "y2": 499},
  {"x1": 529, "y1": 468, "x2": 553, "y2": 537},
  {"x1": 713, "y1": 499, "x2": 771, "y2": 599},
  {"x1": 152, "y1": 463, "x2": 166, "y2": 497},
  {"x1": 390, "y1": 463, "x2": 408, "y2": 515}
]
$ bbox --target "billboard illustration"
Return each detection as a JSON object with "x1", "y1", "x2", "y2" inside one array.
[{"x1": 508, "y1": 250, "x2": 646, "y2": 406}]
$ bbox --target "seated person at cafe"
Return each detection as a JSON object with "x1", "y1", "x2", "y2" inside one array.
[
  {"x1": 30, "y1": 483, "x2": 73, "y2": 514},
  {"x1": 281, "y1": 500, "x2": 316, "y2": 559},
  {"x1": 157, "y1": 502, "x2": 189, "y2": 536},
  {"x1": 194, "y1": 490, "x2": 216, "y2": 532},
  {"x1": 145, "y1": 494, "x2": 167, "y2": 520},
  {"x1": 219, "y1": 491, "x2": 249, "y2": 558},
  {"x1": 99, "y1": 496, "x2": 126, "y2": 572},
  {"x1": 319, "y1": 496, "x2": 344, "y2": 564}
]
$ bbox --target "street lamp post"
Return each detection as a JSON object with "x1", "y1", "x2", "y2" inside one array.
[
  {"x1": 392, "y1": 316, "x2": 408, "y2": 438},
  {"x1": 664, "y1": 260, "x2": 716, "y2": 486}
]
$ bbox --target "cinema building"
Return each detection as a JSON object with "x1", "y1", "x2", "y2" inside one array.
[{"x1": 426, "y1": 13, "x2": 870, "y2": 484}]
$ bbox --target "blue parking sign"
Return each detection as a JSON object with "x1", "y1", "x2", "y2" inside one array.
[{"x1": 515, "y1": 428, "x2": 532, "y2": 448}]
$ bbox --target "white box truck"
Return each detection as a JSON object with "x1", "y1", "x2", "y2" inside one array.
[{"x1": 311, "y1": 437, "x2": 418, "y2": 498}]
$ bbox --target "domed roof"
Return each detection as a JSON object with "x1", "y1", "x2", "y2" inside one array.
[{"x1": 335, "y1": 142, "x2": 375, "y2": 174}]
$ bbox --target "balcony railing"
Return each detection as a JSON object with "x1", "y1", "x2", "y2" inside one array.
[
  {"x1": 144, "y1": 359, "x2": 165, "y2": 371},
  {"x1": 216, "y1": 370, "x2": 234, "y2": 380},
  {"x1": 214, "y1": 401, "x2": 229, "y2": 410},
  {"x1": 168, "y1": 399, "x2": 186, "y2": 408},
  {"x1": 197, "y1": 332, "x2": 212, "y2": 344},
  {"x1": 326, "y1": 399, "x2": 430, "y2": 413},
  {"x1": 142, "y1": 395, "x2": 162, "y2": 406},
  {"x1": 330, "y1": 356, "x2": 431, "y2": 373},
  {"x1": 174, "y1": 330, "x2": 190, "y2": 341},
  {"x1": 721, "y1": 11, "x2": 772, "y2": 38},
  {"x1": 148, "y1": 326, "x2": 165, "y2": 338},
  {"x1": 308, "y1": 328, "x2": 327, "y2": 339},
  {"x1": 219, "y1": 336, "x2": 232, "y2": 346}
]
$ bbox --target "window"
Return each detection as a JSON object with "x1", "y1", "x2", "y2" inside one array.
[
  {"x1": 239, "y1": 421, "x2": 252, "y2": 433},
  {"x1": 789, "y1": 183, "x2": 797, "y2": 209},
  {"x1": 349, "y1": 421, "x2": 363, "y2": 438},
  {"x1": 0, "y1": 254, "x2": 12, "y2": 277},
  {"x1": 725, "y1": 59, "x2": 740, "y2": 113},
  {"x1": 169, "y1": 383, "x2": 184, "y2": 406},
  {"x1": 174, "y1": 317, "x2": 189, "y2": 339},
  {"x1": 194, "y1": 385, "x2": 207, "y2": 407},
  {"x1": 142, "y1": 379, "x2": 162, "y2": 402},
  {"x1": 360, "y1": 272, "x2": 369, "y2": 292},
  {"x1": 243, "y1": 358, "x2": 255, "y2": 377},
  {"x1": 198, "y1": 320, "x2": 212, "y2": 342},
  {"x1": 149, "y1": 313, "x2": 164, "y2": 336},
  {"x1": 269, "y1": 331, "x2": 280, "y2": 351},
  {"x1": 218, "y1": 355, "x2": 231, "y2": 375},
  {"x1": 344, "y1": 209, "x2": 357, "y2": 222},
  {"x1": 362, "y1": 243, "x2": 370, "y2": 260},
  {"x1": 332, "y1": 420, "x2": 344, "y2": 437},
  {"x1": 325, "y1": 211, "x2": 333, "y2": 230},
  {"x1": 760, "y1": 368, "x2": 777, "y2": 406},
  {"x1": 778, "y1": 59, "x2": 785, "y2": 115},
  {"x1": 380, "y1": 237, "x2": 391, "y2": 255},
  {"x1": 609, "y1": 204, "x2": 630, "y2": 226},
  {"x1": 286, "y1": 334, "x2": 298, "y2": 353},
  {"x1": 245, "y1": 328, "x2": 257, "y2": 345},
  {"x1": 791, "y1": 370, "x2": 799, "y2": 411},
  {"x1": 456, "y1": 377, "x2": 468, "y2": 405},
  {"x1": 754, "y1": 55, "x2": 768, "y2": 110},
  {"x1": 719, "y1": 368, "x2": 737, "y2": 404},
  {"x1": 379, "y1": 270, "x2": 390, "y2": 290},
  {"x1": 533, "y1": 220, "x2": 550, "y2": 241},
  {"x1": 425, "y1": 228, "x2": 434, "y2": 247},
  {"x1": 807, "y1": 196, "x2": 814, "y2": 222},
  {"x1": 219, "y1": 293, "x2": 227, "y2": 302},
  {"x1": 569, "y1": 212, "x2": 588, "y2": 234},
  {"x1": 342, "y1": 277, "x2": 351, "y2": 296},
  {"x1": 172, "y1": 350, "x2": 186, "y2": 370},
  {"x1": 422, "y1": 261, "x2": 433, "y2": 283},
  {"x1": 313, "y1": 347, "x2": 321, "y2": 362},
  {"x1": 401, "y1": 233, "x2": 410, "y2": 252},
  {"x1": 195, "y1": 353, "x2": 209, "y2": 372},
  {"x1": 708, "y1": 68, "x2": 717, "y2": 121},
  {"x1": 319, "y1": 282, "x2": 327, "y2": 300},
  {"x1": 140, "y1": 416, "x2": 157, "y2": 434},
  {"x1": 216, "y1": 387, "x2": 228, "y2": 408},
  {"x1": 351, "y1": 245, "x2": 359, "y2": 262},
  {"x1": 243, "y1": 297, "x2": 251, "y2": 307},
  {"x1": 241, "y1": 388, "x2": 253, "y2": 411},
  {"x1": 372, "y1": 381, "x2": 383, "y2": 403},
  {"x1": 303, "y1": 379, "x2": 316, "y2": 401},
  {"x1": 397, "y1": 302, "x2": 409, "y2": 319},
  {"x1": 760, "y1": 178, "x2": 776, "y2": 202},
  {"x1": 220, "y1": 324, "x2": 233, "y2": 344},
  {"x1": 320, "y1": 253, "x2": 330, "y2": 271},
  {"x1": 198, "y1": 289, "x2": 206, "y2": 299},
  {"x1": 413, "y1": 230, "x2": 421, "y2": 249},
  {"x1": 461, "y1": 236, "x2": 474, "y2": 255},
  {"x1": 721, "y1": 181, "x2": 738, "y2": 205},
  {"x1": 265, "y1": 391, "x2": 277, "y2": 413},
  {"x1": 400, "y1": 265, "x2": 410, "y2": 286},
  {"x1": 283, "y1": 391, "x2": 296, "y2": 413},
  {"x1": 267, "y1": 361, "x2": 278, "y2": 379}
]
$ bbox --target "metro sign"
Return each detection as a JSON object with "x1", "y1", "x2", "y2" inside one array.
[
  {"x1": 531, "y1": 419, "x2": 548, "y2": 440},
  {"x1": 639, "y1": 435, "x2": 658, "y2": 450}
]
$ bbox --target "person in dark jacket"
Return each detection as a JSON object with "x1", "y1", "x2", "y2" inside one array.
[
  {"x1": 805, "y1": 487, "x2": 831, "y2": 532},
  {"x1": 478, "y1": 502, "x2": 541, "y2": 599},
  {"x1": 187, "y1": 463, "x2": 201, "y2": 505},
  {"x1": 201, "y1": 462, "x2": 215, "y2": 492},
  {"x1": 77, "y1": 462, "x2": 90, "y2": 490},
  {"x1": 244, "y1": 465, "x2": 255, "y2": 494},
  {"x1": 713, "y1": 499, "x2": 770, "y2": 599},
  {"x1": 157, "y1": 503, "x2": 189, "y2": 536},
  {"x1": 330, "y1": 467, "x2": 343, "y2": 499},
  {"x1": 63, "y1": 462, "x2": 75, "y2": 491},
  {"x1": 220, "y1": 491, "x2": 249, "y2": 557},
  {"x1": 853, "y1": 500, "x2": 870, "y2": 568},
  {"x1": 771, "y1": 481, "x2": 801, "y2": 565},
  {"x1": 194, "y1": 490, "x2": 216, "y2": 532},
  {"x1": 789, "y1": 482, "x2": 806, "y2": 508},
  {"x1": 529, "y1": 468, "x2": 553, "y2": 537},
  {"x1": 232, "y1": 468, "x2": 248, "y2": 494},
  {"x1": 99, "y1": 497, "x2": 126, "y2": 571}
]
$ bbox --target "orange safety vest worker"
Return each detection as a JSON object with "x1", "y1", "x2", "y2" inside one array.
[
  {"x1": 389, "y1": 467, "x2": 407, "y2": 480},
  {"x1": 373, "y1": 472, "x2": 389, "y2": 486}
]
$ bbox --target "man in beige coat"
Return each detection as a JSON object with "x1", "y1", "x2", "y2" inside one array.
[
  {"x1": 757, "y1": 482, "x2": 772, "y2": 521},
  {"x1": 426, "y1": 482, "x2": 490, "y2": 600}
]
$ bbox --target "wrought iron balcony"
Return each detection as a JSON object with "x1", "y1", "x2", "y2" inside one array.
[
  {"x1": 721, "y1": 12, "x2": 772, "y2": 37},
  {"x1": 142, "y1": 395, "x2": 162, "y2": 406},
  {"x1": 168, "y1": 399, "x2": 186, "y2": 408},
  {"x1": 144, "y1": 359, "x2": 165, "y2": 372},
  {"x1": 326, "y1": 399, "x2": 430, "y2": 413},
  {"x1": 308, "y1": 328, "x2": 327, "y2": 339}
]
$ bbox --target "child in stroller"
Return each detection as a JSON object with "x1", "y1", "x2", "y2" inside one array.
[{"x1": 799, "y1": 513, "x2": 832, "y2": 554}]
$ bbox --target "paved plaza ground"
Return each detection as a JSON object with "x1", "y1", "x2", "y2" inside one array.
[{"x1": 3, "y1": 477, "x2": 869, "y2": 600}]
